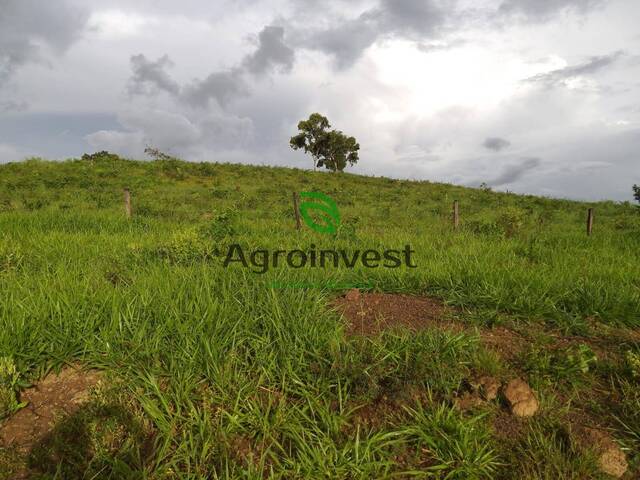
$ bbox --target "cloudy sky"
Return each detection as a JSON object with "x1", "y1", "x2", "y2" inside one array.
[{"x1": 1, "y1": 0, "x2": 639, "y2": 201}]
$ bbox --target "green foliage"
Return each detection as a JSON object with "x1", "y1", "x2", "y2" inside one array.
[
  {"x1": 334, "y1": 215, "x2": 359, "y2": 241},
  {"x1": 464, "y1": 219, "x2": 503, "y2": 237},
  {"x1": 334, "y1": 331, "x2": 478, "y2": 400},
  {"x1": 626, "y1": 350, "x2": 640, "y2": 379},
  {"x1": 81, "y1": 151, "x2": 121, "y2": 162},
  {"x1": 0, "y1": 357, "x2": 26, "y2": 419},
  {"x1": 0, "y1": 157, "x2": 639, "y2": 477},
  {"x1": 509, "y1": 419, "x2": 600, "y2": 479},
  {"x1": 157, "y1": 228, "x2": 215, "y2": 264},
  {"x1": 203, "y1": 208, "x2": 238, "y2": 240},
  {"x1": 404, "y1": 402, "x2": 499, "y2": 478},
  {"x1": 290, "y1": 113, "x2": 360, "y2": 172},
  {"x1": 496, "y1": 206, "x2": 527, "y2": 237},
  {"x1": 0, "y1": 240, "x2": 23, "y2": 273},
  {"x1": 144, "y1": 146, "x2": 177, "y2": 162},
  {"x1": 524, "y1": 344, "x2": 598, "y2": 384}
]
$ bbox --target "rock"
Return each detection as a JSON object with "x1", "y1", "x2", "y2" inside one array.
[
  {"x1": 574, "y1": 427, "x2": 628, "y2": 478},
  {"x1": 345, "y1": 289, "x2": 361, "y2": 302},
  {"x1": 503, "y1": 379, "x2": 538, "y2": 417},
  {"x1": 598, "y1": 446, "x2": 628, "y2": 478},
  {"x1": 478, "y1": 376, "x2": 500, "y2": 401}
]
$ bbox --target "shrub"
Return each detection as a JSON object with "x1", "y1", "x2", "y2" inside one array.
[
  {"x1": 157, "y1": 228, "x2": 215, "y2": 264},
  {"x1": 203, "y1": 209, "x2": 238, "y2": 241},
  {"x1": 465, "y1": 220, "x2": 503, "y2": 237},
  {"x1": 81, "y1": 151, "x2": 121, "y2": 162},
  {"x1": 497, "y1": 206, "x2": 528, "y2": 237}
]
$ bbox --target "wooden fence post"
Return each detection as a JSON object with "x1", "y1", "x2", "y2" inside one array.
[
  {"x1": 293, "y1": 192, "x2": 302, "y2": 230},
  {"x1": 453, "y1": 201, "x2": 459, "y2": 230},
  {"x1": 123, "y1": 188, "x2": 132, "y2": 218},
  {"x1": 587, "y1": 208, "x2": 594, "y2": 236}
]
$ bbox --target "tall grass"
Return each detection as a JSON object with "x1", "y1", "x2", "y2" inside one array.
[{"x1": 0, "y1": 157, "x2": 638, "y2": 478}]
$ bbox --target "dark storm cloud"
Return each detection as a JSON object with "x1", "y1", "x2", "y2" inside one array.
[
  {"x1": 0, "y1": 0, "x2": 88, "y2": 83},
  {"x1": 526, "y1": 51, "x2": 624, "y2": 87},
  {"x1": 242, "y1": 26, "x2": 295, "y2": 75},
  {"x1": 483, "y1": 137, "x2": 511, "y2": 152},
  {"x1": 376, "y1": 0, "x2": 446, "y2": 34},
  {"x1": 304, "y1": 19, "x2": 379, "y2": 70},
  {"x1": 488, "y1": 157, "x2": 541, "y2": 187},
  {"x1": 182, "y1": 69, "x2": 249, "y2": 108},
  {"x1": 129, "y1": 24, "x2": 295, "y2": 108},
  {"x1": 498, "y1": 0, "x2": 603, "y2": 21},
  {"x1": 127, "y1": 54, "x2": 180, "y2": 96},
  {"x1": 301, "y1": 0, "x2": 449, "y2": 69}
]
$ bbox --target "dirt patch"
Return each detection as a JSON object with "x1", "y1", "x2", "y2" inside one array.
[
  {"x1": 334, "y1": 291, "x2": 462, "y2": 337},
  {"x1": 334, "y1": 291, "x2": 529, "y2": 362},
  {"x1": 0, "y1": 366, "x2": 103, "y2": 453},
  {"x1": 571, "y1": 424, "x2": 629, "y2": 478},
  {"x1": 479, "y1": 327, "x2": 528, "y2": 361},
  {"x1": 492, "y1": 410, "x2": 526, "y2": 441}
]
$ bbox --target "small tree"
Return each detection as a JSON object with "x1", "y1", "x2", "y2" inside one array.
[
  {"x1": 290, "y1": 113, "x2": 359, "y2": 172},
  {"x1": 634, "y1": 184, "x2": 640, "y2": 203}
]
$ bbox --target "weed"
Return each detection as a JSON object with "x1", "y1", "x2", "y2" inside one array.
[
  {"x1": 0, "y1": 357, "x2": 26, "y2": 419},
  {"x1": 404, "y1": 401, "x2": 500, "y2": 478},
  {"x1": 524, "y1": 344, "x2": 597, "y2": 385},
  {"x1": 625, "y1": 350, "x2": 640, "y2": 379}
]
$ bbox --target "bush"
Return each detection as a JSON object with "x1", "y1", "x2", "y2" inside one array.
[
  {"x1": 465, "y1": 220, "x2": 503, "y2": 237},
  {"x1": 497, "y1": 206, "x2": 528, "y2": 237},
  {"x1": 157, "y1": 228, "x2": 215, "y2": 264},
  {"x1": 202, "y1": 209, "x2": 238, "y2": 241},
  {"x1": 81, "y1": 151, "x2": 121, "y2": 162}
]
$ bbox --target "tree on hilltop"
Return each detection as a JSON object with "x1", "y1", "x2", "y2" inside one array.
[{"x1": 290, "y1": 113, "x2": 359, "y2": 172}]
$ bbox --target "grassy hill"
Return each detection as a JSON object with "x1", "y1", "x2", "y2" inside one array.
[{"x1": 1, "y1": 155, "x2": 639, "y2": 478}]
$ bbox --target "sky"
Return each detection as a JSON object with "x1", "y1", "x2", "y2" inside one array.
[{"x1": 0, "y1": 0, "x2": 639, "y2": 201}]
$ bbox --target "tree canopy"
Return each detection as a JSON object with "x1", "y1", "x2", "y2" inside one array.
[{"x1": 290, "y1": 113, "x2": 359, "y2": 172}]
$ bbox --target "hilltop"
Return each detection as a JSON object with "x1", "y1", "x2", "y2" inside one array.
[{"x1": 0, "y1": 155, "x2": 639, "y2": 478}]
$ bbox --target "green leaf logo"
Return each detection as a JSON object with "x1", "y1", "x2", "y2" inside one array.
[{"x1": 299, "y1": 192, "x2": 341, "y2": 234}]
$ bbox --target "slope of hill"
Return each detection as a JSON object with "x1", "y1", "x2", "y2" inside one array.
[{"x1": 1, "y1": 155, "x2": 639, "y2": 478}]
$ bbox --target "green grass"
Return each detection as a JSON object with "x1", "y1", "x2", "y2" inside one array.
[{"x1": 0, "y1": 155, "x2": 639, "y2": 478}]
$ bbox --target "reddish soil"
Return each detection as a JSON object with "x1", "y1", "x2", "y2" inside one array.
[
  {"x1": 492, "y1": 410, "x2": 526, "y2": 441},
  {"x1": 480, "y1": 327, "x2": 529, "y2": 361},
  {"x1": 334, "y1": 290, "x2": 529, "y2": 362},
  {"x1": 0, "y1": 366, "x2": 103, "y2": 453},
  {"x1": 334, "y1": 290, "x2": 462, "y2": 337}
]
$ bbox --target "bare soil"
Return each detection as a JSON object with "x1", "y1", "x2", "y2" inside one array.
[
  {"x1": 334, "y1": 291, "x2": 462, "y2": 337},
  {"x1": 0, "y1": 366, "x2": 102, "y2": 453}
]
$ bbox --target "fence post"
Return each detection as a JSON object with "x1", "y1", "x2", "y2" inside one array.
[
  {"x1": 293, "y1": 192, "x2": 302, "y2": 230},
  {"x1": 587, "y1": 208, "x2": 594, "y2": 236},
  {"x1": 123, "y1": 188, "x2": 132, "y2": 218},
  {"x1": 453, "y1": 201, "x2": 459, "y2": 230}
]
